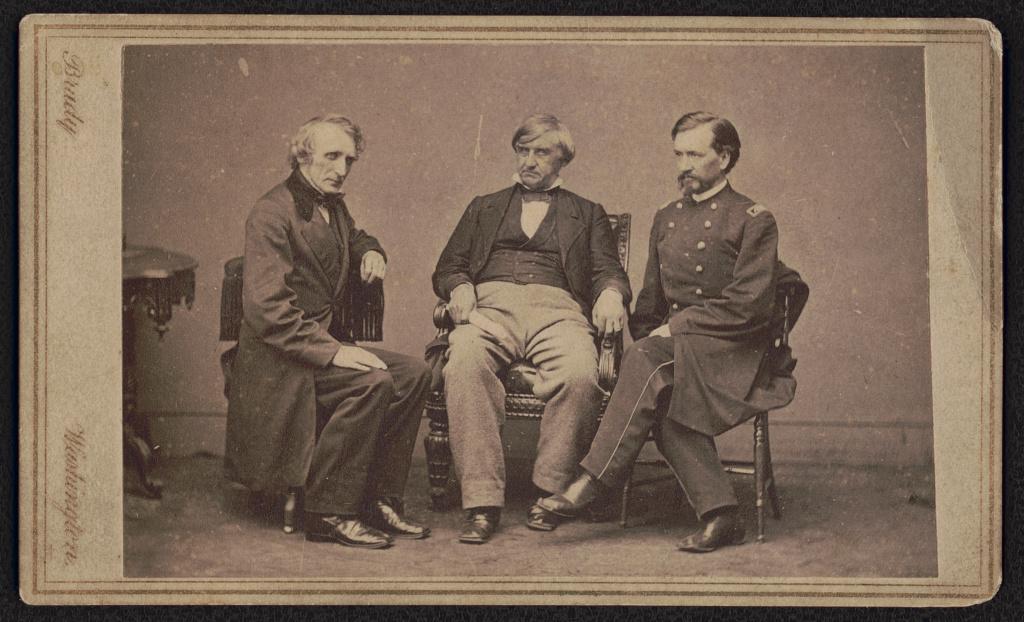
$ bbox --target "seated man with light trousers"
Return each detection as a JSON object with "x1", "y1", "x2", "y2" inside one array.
[{"x1": 433, "y1": 113, "x2": 632, "y2": 544}]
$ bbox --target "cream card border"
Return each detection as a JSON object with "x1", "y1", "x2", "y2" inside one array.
[{"x1": 18, "y1": 14, "x2": 1002, "y2": 606}]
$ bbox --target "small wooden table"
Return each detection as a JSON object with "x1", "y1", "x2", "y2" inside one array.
[{"x1": 123, "y1": 244, "x2": 196, "y2": 498}]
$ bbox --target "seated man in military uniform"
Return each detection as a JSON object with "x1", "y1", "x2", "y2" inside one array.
[{"x1": 537, "y1": 111, "x2": 805, "y2": 553}]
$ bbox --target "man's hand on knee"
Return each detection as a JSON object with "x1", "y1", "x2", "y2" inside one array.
[
  {"x1": 332, "y1": 345, "x2": 388, "y2": 371},
  {"x1": 591, "y1": 288, "x2": 625, "y2": 335},
  {"x1": 448, "y1": 283, "x2": 478, "y2": 324}
]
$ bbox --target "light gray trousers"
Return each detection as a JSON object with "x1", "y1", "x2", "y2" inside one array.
[{"x1": 443, "y1": 281, "x2": 603, "y2": 509}]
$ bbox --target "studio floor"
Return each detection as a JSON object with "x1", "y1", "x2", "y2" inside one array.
[{"x1": 124, "y1": 421, "x2": 937, "y2": 579}]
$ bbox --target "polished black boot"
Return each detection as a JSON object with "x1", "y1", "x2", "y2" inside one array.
[
  {"x1": 536, "y1": 472, "x2": 602, "y2": 519},
  {"x1": 304, "y1": 514, "x2": 393, "y2": 549},
  {"x1": 459, "y1": 507, "x2": 501, "y2": 544},
  {"x1": 363, "y1": 497, "x2": 431, "y2": 540},
  {"x1": 677, "y1": 507, "x2": 745, "y2": 553}
]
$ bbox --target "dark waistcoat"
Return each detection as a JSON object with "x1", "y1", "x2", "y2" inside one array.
[{"x1": 476, "y1": 190, "x2": 569, "y2": 291}]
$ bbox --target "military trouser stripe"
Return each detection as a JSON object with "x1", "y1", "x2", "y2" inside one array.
[{"x1": 594, "y1": 360, "x2": 674, "y2": 480}]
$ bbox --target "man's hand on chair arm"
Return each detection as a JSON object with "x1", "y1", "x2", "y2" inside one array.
[
  {"x1": 448, "y1": 283, "x2": 478, "y2": 324},
  {"x1": 592, "y1": 288, "x2": 625, "y2": 335}
]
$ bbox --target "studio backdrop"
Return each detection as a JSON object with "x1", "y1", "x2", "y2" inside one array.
[{"x1": 123, "y1": 43, "x2": 931, "y2": 468}]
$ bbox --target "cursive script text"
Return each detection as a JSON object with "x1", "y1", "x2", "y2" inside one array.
[
  {"x1": 56, "y1": 51, "x2": 85, "y2": 137},
  {"x1": 56, "y1": 423, "x2": 86, "y2": 566}
]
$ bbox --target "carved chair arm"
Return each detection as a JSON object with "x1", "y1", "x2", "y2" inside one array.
[
  {"x1": 433, "y1": 300, "x2": 454, "y2": 335},
  {"x1": 597, "y1": 331, "x2": 623, "y2": 393}
]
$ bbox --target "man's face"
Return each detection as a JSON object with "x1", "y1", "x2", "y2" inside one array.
[
  {"x1": 299, "y1": 123, "x2": 358, "y2": 195},
  {"x1": 674, "y1": 123, "x2": 729, "y2": 197},
  {"x1": 515, "y1": 131, "x2": 566, "y2": 190}
]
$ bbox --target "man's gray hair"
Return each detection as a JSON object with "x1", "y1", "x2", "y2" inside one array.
[
  {"x1": 511, "y1": 113, "x2": 576, "y2": 165},
  {"x1": 288, "y1": 114, "x2": 365, "y2": 169}
]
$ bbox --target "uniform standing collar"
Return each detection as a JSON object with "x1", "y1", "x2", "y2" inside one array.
[{"x1": 693, "y1": 178, "x2": 729, "y2": 203}]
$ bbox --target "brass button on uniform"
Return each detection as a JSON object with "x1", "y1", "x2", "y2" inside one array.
[
  {"x1": 668, "y1": 222, "x2": 675, "y2": 229},
  {"x1": 697, "y1": 241, "x2": 706, "y2": 250},
  {"x1": 695, "y1": 264, "x2": 704, "y2": 273},
  {"x1": 695, "y1": 288, "x2": 703, "y2": 296},
  {"x1": 675, "y1": 202, "x2": 683, "y2": 209},
  {"x1": 672, "y1": 303, "x2": 679, "y2": 310},
  {"x1": 704, "y1": 220, "x2": 712, "y2": 229},
  {"x1": 710, "y1": 202, "x2": 718, "y2": 211}
]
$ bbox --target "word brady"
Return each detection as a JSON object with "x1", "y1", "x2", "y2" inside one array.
[{"x1": 55, "y1": 51, "x2": 84, "y2": 137}]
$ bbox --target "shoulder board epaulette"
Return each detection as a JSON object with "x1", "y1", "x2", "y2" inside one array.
[{"x1": 746, "y1": 203, "x2": 768, "y2": 217}]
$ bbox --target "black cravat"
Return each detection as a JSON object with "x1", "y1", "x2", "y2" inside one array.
[
  {"x1": 521, "y1": 191, "x2": 553, "y2": 203},
  {"x1": 519, "y1": 181, "x2": 556, "y2": 202},
  {"x1": 314, "y1": 194, "x2": 346, "y2": 252},
  {"x1": 315, "y1": 192, "x2": 344, "y2": 212}
]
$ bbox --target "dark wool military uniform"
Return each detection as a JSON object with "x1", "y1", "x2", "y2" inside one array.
[{"x1": 579, "y1": 182, "x2": 803, "y2": 519}]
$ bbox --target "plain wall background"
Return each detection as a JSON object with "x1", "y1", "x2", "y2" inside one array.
[{"x1": 123, "y1": 43, "x2": 932, "y2": 466}]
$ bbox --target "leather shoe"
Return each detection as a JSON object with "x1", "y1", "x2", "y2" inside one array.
[
  {"x1": 677, "y1": 511, "x2": 745, "y2": 553},
  {"x1": 526, "y1": 500, "x2": 563, "y2": 531},
  {"x1": 536, "y1": 472, "x2": 601, "y2": 518},
  {"x1": 304, "y1": 514, "x2": 393, "y2": 549},
  {"x1": 363, "y1": 498, "x2": 431, "y2": 540},
  {"x1": 459, "y1": 508, "x2": 500, "y2": 544}
]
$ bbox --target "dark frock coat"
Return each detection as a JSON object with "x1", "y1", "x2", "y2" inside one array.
[
  {"x1": 432, "y1": 185, "x2": 632, "y2": 316},
  {"x1": 630, "y1": 184, "x2": 809, "y2": 436},
  {"x1": 224, "y1": 170, "x2": 385, "y2": 492}
]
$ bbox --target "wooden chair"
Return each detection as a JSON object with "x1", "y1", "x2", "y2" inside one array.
[
  {"x1": 619, "y1": 280, "x2": 806, "y2": 543},
  {"x1": 423, "y1": 214, "x2": 631, "y2": 511},
  {"x1": 218, "y1": 257, "x2": 301, "y2": 533},
  {"x1": 218, "y1": 256, "x2": 383, "y2": 533}
]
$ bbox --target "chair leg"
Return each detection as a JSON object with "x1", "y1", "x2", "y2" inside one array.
[
  {"x1": 764, "y1": 419, "x2": 782, "y2": 519},
  {"x1": 620, "y1": 463, "x2": 636, "y2": 528},
  {"x1": 424, "y1": 404, "x2": 453, "y2": 511},
  {"x1": 618, "y1": 457, "x2": 643, "y2": 524},
  {"x1": 767, "y1": 471, "x2": 782, "y2": 520},
  {"x1": 754, "y1": 413, "x2": 768, "y2": 543},
  {"x1": 282, "y1": 487, "x2": 300, "y2": 534}
]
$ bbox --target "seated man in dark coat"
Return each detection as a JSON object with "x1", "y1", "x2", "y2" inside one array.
[
  {"x1": 225, "y1": 114, "x2": 431, "y2": 550},
  {"x1": 538, "y1": 111, "x2": 808, "y2": 553}
]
